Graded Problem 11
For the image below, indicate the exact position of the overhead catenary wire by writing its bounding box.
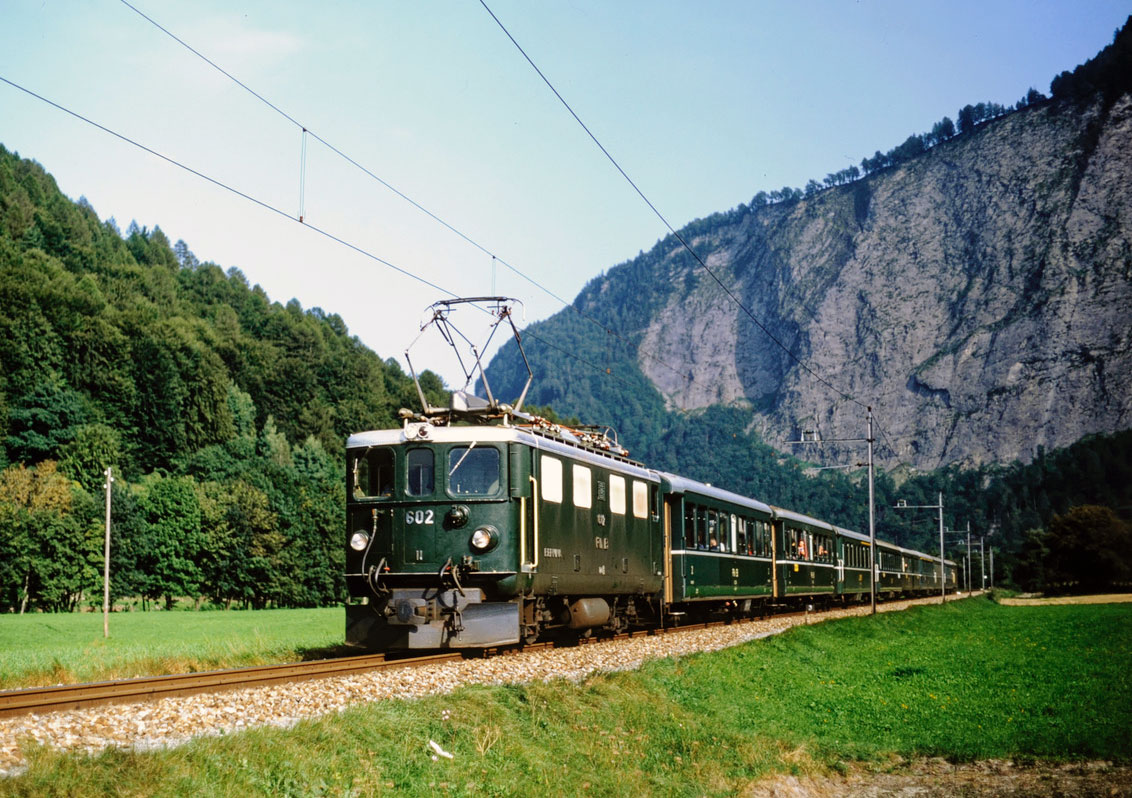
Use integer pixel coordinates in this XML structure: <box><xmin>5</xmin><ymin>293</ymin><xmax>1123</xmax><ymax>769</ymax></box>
<box><xmin>115</xmin><ymin>0</ymin><xmax>691</xmax><ymax>386</ymax></box>
<box><xmin>478</xmin><ymin>0</ymin><xmax>871</xmax><ymax>414</ymax></box>
<box><xmin>0</xmin><ymin>73</ymin><xmax>647</xmax><ymax>395</ymax></box>
<box><xmin>0</xmin><ymin>75</ymin><xmax>451</xmax><ymax>298</ymax></box>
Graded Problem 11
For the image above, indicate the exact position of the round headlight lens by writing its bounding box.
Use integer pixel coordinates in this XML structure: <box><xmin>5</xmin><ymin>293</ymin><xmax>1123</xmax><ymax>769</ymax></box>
<box><xmin>350</xmin><ymin>532</ymin><xmax>370</xmax><ymax>551</ymax></box>
<box><xmin>470</xmin><ymin>526</ymin><xmax>497</xmax><ymax>552</ymax></box>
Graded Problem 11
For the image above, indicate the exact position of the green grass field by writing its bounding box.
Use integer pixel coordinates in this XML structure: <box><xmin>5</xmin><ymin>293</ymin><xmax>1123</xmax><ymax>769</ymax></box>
<box><xmin>0</xmin><ymin>607</ymin><xmax>344</xmax><ymax>688</ymax></box>
<box><xmin>3</xmin><ymin>597</ymin><xmax>1129</xmax><ymax>797</ymax></box>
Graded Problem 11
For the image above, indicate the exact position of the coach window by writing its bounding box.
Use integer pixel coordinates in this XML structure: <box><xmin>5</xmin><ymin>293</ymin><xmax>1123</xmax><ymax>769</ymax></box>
<box><xmin>736</xmin><ymin>517</ymin><xmax>748</xmax><ymax>555</ymax></box>
<box><xmin>406</xmin><ymin>448</ymin><xmax>434</xmax><ymax>496</ymax></box>
<box><xmin>684</xmin><ymin>504</ymin><xmax>697</xmax><ymax>548</ymax></box>
<box><xmin>696</xmin><ymin>506</ymin><xmax>709</xmax><ymax>549</ymax></box>
<box><xmin>353</xmin><ymin>448</ymin><xmax>394</xmax><ymax>500</ymax></box>
<box><xmin>540</xmin><ymin>455</ymin><xmax>563</xmax><ymax>503</ymax></box>
<box><xmin>705</xmin><ymin>509</ymin><xmax>718</xmax><ymax>550</ymax></box>
<box><xmin>447</xmin><ymin>446</ymin><xmax>500</xmax><ymax>496</ymax></box>
<box><xmin>609</xmin><ymin>474</ymin><xmax>626</xmax><ymax>516</ymax></box>
<box><xmin>573</xmin><ymin>464</ymin><xmax>592</xmax><ymax>509</ymax></box>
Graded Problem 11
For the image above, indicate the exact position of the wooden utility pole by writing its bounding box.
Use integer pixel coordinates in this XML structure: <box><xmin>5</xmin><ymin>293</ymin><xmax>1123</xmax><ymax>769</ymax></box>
<box><xmin>103</xmin><ymin>466</ymin><xmax>113</xmax><ymax>638</ymax></box>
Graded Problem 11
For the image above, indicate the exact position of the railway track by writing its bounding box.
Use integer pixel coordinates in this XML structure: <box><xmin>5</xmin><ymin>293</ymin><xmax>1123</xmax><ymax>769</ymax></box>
<box><xmin>0</xmin><ymin>650</ymin><xmax>463</xmax><ymax>719</ymax></box>
<box><xmin>0</xmin><ymin>603</ymin><xmax>874</xmax><ymax>719</ymax></box>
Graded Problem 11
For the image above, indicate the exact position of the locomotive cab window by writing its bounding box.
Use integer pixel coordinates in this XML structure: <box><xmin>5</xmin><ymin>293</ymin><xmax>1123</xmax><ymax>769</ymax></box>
<box><xmin>447</xmin><ymin>446</ymin><xmax>500</xmax><ymax>496</ymax></box>
<box><xmin>352</xmin><ymin>447</ymin><xmax>394</xmax><ymax>500</ymax></box>
<box><xmin>407</xmin><ymin>448</ymin><xmax>435</xmax><ymax>496</ymax></box>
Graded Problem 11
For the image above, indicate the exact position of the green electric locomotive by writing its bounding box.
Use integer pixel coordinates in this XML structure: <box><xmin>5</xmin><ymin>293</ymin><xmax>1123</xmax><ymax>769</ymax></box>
<box><xmin>345</xmin><ymin>417</ymin><xmax>663</xmax><ymax>649</ymax></box>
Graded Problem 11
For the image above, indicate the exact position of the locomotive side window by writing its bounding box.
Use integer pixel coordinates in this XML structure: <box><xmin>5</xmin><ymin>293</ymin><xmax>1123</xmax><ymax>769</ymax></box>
<box><xmin>572</xmin><ymin>464</ymin><xmax>592</xmax><ymax>509</ymax></box>
<box><xmin>447</xmin><ymin>447</ymin><xmax>500</xmax><ymax>496</ymax></box>
<box><xmin>407</xmin><ymin>448</ymin><xmax>435</xmax><ymax>496</ymax></box>
<box><xmin>352</xmin><ymin>448</ymin><xmax>394</xmax><ymax>499</ymax></box>
<box><xmin>609</xmin><ymin>474</ymin><xmax>626</xmax><ymax>515</ymax></box>
<box><xmin>632</xmin><ymin>480</ymin><xmax>649</xmax><ymax>519</ymax></box>
<box><xmin>540</xmin><ymin>455</ymin><xmax>562</xmax><ymax>503</ymax></box>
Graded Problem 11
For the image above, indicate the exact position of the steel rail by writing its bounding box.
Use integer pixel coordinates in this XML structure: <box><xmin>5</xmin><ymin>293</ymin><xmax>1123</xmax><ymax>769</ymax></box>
<box><xmin>0</xmin><ymin>651</ymin><xmax>461</xmax><ymax>719</ymax></box>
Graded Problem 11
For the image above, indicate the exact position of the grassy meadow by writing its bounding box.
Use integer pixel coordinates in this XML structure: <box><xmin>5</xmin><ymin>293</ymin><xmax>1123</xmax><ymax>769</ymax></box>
<box><xmin>0</xmin><ymin>607</ymin><xmax>345</xmax><ymax>688</ymax></box>
<box><xmin>2</xmin><ymin>597</ymin><xmax>1130</xmax><ymax>797</ymax></box>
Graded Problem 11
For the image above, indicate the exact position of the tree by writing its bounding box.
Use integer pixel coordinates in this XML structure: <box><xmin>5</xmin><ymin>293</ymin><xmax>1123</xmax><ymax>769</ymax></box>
<box><xmin>1012</xmin><ymin>527</ymin><xmax>1051</xmax><ymax>592</ymax></box>
<box><xmin>0</xmin><ymin>461</ymin><xmax>98</xmax><ymax>612</ymax></box>
<box><xmin>931</xmin><ymin>116</ymin><xmax>955</xmax><ymax>143</ymax></box>
<box><xmin>195</xmin><ymin>479</ymin><xmax>281</xmax><ymax>609</ymax></box>
<box><xmin>957</xmin><ymin>104</ymin><xmax>977</xmax><ymax>134</ymax></box>
<box><xmin>58</xmin><ymin>423</ymin><xmax>122</xmax><ymax>493</ymax></box>
<box><xmin>4</xmin><ymin>381</ymin><xmax>89</xmax><ymax>464</ymax></box>
<box><xmin>1045</xmin><ymin>505</ymin><xmax>1132</xmax><ymax>593</ymax></box>
<box><xmin>134</xmin><ymin>474</ymin><xmax>203</xmax><ymax>610</ymax></box>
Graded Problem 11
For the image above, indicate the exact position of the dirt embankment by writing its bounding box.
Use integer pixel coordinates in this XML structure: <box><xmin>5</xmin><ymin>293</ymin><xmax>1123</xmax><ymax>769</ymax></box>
<box><xmin>998</xmin><ymin>593</ymin><xmax>1132</xmax><ymax>606</ymax></box>
<box><xmin>749</xmin><ymin>759</ymin><xmax>1132</xmax><ymax>797</ymax></box>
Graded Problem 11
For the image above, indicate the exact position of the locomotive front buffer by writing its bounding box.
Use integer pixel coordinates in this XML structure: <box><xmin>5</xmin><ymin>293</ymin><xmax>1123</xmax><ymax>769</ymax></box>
<box><xmin>349</xmin><ymin>582</ymin><xmax>522</xmax><ymax>650</ymax></box>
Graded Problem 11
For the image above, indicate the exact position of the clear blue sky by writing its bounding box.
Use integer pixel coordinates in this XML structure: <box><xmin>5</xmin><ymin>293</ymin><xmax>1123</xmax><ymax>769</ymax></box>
<box><xmin>1</xmin><ymin>1</ymin><xmax>1127</xmax><ymax>386</ymax></box>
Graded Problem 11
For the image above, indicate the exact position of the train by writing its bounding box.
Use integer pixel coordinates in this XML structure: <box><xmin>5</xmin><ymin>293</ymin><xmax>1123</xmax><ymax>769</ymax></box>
<box><xmin>344</xmin><ymin>298</ymin><xmax>957</xmax><ymax>651</ymax></box>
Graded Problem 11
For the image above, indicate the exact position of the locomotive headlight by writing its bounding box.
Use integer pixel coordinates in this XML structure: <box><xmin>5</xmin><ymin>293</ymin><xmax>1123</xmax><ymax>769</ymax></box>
<box><xmin>349</xmin><ymin>531</ymin><xmax>370</xmax><ymax>551</ymax></box>
<box><xmin>469</xmin><ymin>525</ymin><xmax>499</xmax><ymax>553</ymax></box>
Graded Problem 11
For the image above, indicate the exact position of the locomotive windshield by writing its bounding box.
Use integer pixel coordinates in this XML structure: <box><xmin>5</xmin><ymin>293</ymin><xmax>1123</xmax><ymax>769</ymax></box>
<box><xmin>352</xmin><ymin>447</ymin><xmax>393</xmax><ymax>499</ymax></box>
<box><xmin>407</xmin><ymin>448</ymin><xmax>435</xmax><ymax>496</ymax></box>
<box><xmin>447</xmin><ymin>446</ymin><xmax>500</xmax><ymax>496</ymax></box>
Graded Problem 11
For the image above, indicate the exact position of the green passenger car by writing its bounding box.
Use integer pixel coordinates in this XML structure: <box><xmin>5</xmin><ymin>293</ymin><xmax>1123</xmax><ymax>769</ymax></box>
<box><xmin>661</xmin><ymin>474</ymin><xmax>775</xmax><ymax>611</ymax></box>
<box><xmin>835</xmin><ymin>526</ymin><xmax>874</xmax><ymax>598</ymax></box>
<box><xmin>772</xmin><ymin>506</ymin><xmax>837</xmax><ymax>599</ymax></box>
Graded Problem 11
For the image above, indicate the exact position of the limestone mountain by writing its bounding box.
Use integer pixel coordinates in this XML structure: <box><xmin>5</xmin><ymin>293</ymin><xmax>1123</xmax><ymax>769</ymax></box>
<box><xmin>486</xmin><ymin>25</ymin><xmax>1132</xmax><ymax>473</ymax></box>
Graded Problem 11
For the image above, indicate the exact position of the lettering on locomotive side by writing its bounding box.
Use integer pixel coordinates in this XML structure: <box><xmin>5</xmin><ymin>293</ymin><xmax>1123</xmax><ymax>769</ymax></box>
<box><xmin>594</xmin><ymin>536</ymin><xmax>610</xmax><ymax>550</ymax></box>
<box><xmin>542</xmin><ymin>547</ymin><xmax>563</xmax><ymax>559</ymax></box>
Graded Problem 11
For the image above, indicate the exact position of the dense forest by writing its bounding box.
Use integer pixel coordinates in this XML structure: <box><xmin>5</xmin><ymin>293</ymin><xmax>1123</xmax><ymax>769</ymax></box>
<box><xmin>0</xmin><ymin>144</ymin><xmax>447</xmax><ymax>612</ymax></box>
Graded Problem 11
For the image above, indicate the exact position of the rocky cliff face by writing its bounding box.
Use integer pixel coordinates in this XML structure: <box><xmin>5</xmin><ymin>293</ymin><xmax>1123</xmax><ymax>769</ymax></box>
<box><xmin>491</xmin><ymin>93</ymin><xmax>1132</xmax><ymax>470</ymax></box>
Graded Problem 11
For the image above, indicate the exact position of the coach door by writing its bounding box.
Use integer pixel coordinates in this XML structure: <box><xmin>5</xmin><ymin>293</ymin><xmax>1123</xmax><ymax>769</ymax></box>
<box><xmin>663</xmin><ymin>495</ymin><xmax>678</xmax><ymax>603</ymax></box>
<box><xmin>836</xmin><ymin>543</ymin><xmax>846</xmax><ymax>593</ymax></box>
